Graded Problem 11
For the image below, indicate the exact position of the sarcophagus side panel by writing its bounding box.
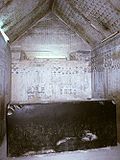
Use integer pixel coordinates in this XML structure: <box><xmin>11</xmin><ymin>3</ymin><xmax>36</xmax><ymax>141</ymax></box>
<box><xmin>7</xmin><ymin>100</ymin><xmax>117</xmax><ymax>157</ymax></box>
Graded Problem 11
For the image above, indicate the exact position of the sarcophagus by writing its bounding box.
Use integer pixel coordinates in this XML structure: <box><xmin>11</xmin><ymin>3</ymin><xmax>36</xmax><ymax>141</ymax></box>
<box><xmin>7</xmin><ymin>100</ymin><xmax>117</xmax><ymax>157</ymax></box>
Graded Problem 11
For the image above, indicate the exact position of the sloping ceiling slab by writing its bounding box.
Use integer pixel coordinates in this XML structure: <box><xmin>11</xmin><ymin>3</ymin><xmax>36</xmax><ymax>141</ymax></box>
<box><xmin>69</xmin><ymin>0</ymin><xmax>120</xmax><ymax>36</ymax></box>
<box><xmin>109</xmin><ymin>0</ymin><xmax>120</xmax><ymax>12</ymax></box>
<box><xmin>11</xmin><ymin>12</ymin><xmax>91</xmax><ymax>60</ymax></box>
<box><xmin>53</xmin><ymin>0</ymin><xmax>106</xmax><ymax>46</ymax></box>
<box><xmin>0</xmin><ymin>0</ymin><xmax>4</xmax><ymax>10</ymax></box>
<box><xmin>0</xmin><ymin>0</ymin><xmax>54</xmax><ymax>42</ymax></box>
<box><xmin>0</xmin><ymin>0</ymin><xmax>119</xmax><ymax>46</ymax></box>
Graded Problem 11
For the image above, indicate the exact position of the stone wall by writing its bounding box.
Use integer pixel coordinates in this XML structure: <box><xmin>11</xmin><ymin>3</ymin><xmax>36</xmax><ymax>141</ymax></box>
<box><xmin>11</xmin><ymin>12</ymin><xmax>91</xmax><ymax>103</ymax></box>
<box><xmin>91</xmin><ymin>33</ymin><xmax>120</xmax><ymax>142</ymax></box>
<box><xmin>11</xmin><ymin>56</ymin><xmax>91</xmax><ymax>103</ymax></box>
<box><xmin>0</xmin><ymin>32</ymin><xmax>11</xmax><ymax>158</ymax></box>
<box><xmin>11</xmin><ymin>12</ymin><xmax>91</xmax><ymax>60</ymax></box>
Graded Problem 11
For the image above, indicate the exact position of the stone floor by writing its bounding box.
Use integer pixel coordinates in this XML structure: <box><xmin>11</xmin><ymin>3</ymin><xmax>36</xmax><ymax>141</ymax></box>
<box><xmin>7</xmin><ymin>145</ymin><xmax>120</xmax><ymax>160</ymax></box>
<box><xmin>1</xmin><ymin>136</ymin><xmax>120</xmax><ymax>160</ymax></box>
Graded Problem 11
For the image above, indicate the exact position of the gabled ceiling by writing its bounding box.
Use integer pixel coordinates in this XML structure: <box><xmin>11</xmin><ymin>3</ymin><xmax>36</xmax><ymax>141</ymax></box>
<box><xmin>11</xmin><ymin>12</ymin><xmax>91</xmax><ymax>60</ymax></box>
<box><xmin>0</xmin><ymin>0</ymin><xmax>119</xmax><ymax>46</ymax></box>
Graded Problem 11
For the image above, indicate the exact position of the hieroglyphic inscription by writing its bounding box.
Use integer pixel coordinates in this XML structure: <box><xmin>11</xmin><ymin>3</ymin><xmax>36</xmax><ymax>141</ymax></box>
<box><xmin>11</xmin><ymin>60</ymin><xmax>91</xmax><ymax>102</ymax></box>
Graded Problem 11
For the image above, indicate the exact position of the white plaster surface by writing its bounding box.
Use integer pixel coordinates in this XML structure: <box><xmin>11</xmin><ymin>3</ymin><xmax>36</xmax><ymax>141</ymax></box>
<box><xmin>11</xmin><ymin>12</ymin><xmax>91</xmax><ymax>60</ymax></box>
<box><xmin>11</xmin><ymin>59</ymin><xmax>91</xmax><ymax>103</ymax></box>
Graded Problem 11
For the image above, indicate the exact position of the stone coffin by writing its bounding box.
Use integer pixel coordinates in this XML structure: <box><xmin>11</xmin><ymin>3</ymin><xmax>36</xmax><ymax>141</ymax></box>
<box><xmin>7</xmin><ymin>100</ymin><xmax>117</xmax><ymax>157</ymax></box>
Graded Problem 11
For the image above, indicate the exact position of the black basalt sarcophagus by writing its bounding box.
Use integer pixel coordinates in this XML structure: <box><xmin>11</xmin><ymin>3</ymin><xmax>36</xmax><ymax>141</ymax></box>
<box><xmin>7</xmin><ymin>100</ymin><xmax>117</xmax><ymax>157</ymax></box>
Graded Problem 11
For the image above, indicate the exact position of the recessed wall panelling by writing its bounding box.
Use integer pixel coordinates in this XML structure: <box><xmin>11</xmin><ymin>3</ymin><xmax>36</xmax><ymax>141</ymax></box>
<box><xmin>91</xmin><ymin>34</ymin><xmax>120</xmax><ymax>142</ymax></box>
<box><xmin>11</xmin><ymin>12</ymin><xmax>91</xmax><ymax>103</ymax></box>
<box><xmin>11</xmin><ymin>59</ymin><xmax>91</xmax><ymax>103</ymax></box>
